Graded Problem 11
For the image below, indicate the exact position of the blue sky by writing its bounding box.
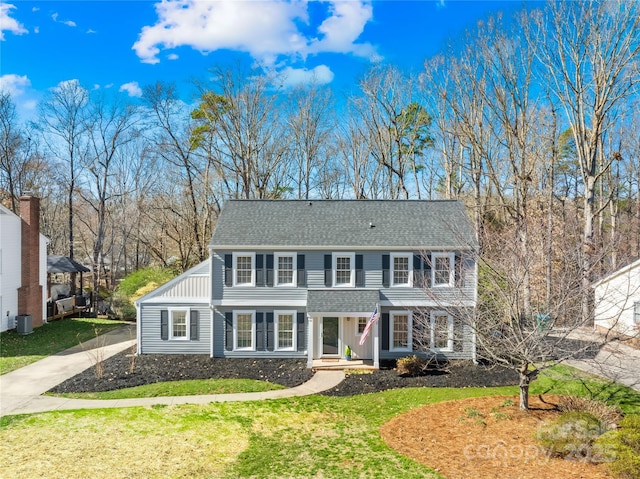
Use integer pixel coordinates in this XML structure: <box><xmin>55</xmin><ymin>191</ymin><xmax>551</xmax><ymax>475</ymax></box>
<box><xmin>1</xmin><ymin>1</ymin><xmax>529</xmax><ymax>121</ymax></box>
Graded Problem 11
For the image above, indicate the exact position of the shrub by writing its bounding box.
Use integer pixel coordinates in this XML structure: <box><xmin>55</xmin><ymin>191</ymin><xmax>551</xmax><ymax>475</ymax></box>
<box><xmin>396</xmin><ymin>355</ymin><xmax>427</xmax><ymax>376</ymax></box>
<box><xmin>111</xmin><ymin>267</ymin><xmax>176</xmax><ymax>320</ymax></box>
<box><xmin>537</xmin><ymin>411</ymin><xmax>610</xmax><ymax>462</ymax></box>
<box><xmin>597</xmin><ymin>415</ymin><xmax>640</xmax><ymax>478</ymax></box>
<box><xmin>558</xmin><ymin>396</ymin><xmax>622</xmax><ymax>429</ymax></box>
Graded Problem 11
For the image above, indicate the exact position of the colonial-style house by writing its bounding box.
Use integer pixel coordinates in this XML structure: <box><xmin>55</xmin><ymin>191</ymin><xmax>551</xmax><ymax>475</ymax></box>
<box><xmin>593</xmin><ymin>258</ymin><xmax>640</xmax><ymax>340</ymax></box>
<box><xmin>136</xmin><ymin>200</ymin><xmax>478</xmax><ymax>367</ymax></box>
<box><xmin>0</xmin><ymin>195</ymin><xmax>48</xmax><ymax>332</ymax></box>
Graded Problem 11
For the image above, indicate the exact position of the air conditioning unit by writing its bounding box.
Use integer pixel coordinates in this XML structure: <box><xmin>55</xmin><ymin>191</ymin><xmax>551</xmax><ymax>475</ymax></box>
<box><xmin>16</xmin><ymin>315</ymin><xmax>33</xmax><ymax>335</ymax></box>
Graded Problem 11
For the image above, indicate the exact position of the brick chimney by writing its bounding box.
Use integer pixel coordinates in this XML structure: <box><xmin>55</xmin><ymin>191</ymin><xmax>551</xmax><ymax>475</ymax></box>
<box><xmin>17</xmin><ymin>194</ymin><xmax>43</xmax><ymax>327</ymax></box>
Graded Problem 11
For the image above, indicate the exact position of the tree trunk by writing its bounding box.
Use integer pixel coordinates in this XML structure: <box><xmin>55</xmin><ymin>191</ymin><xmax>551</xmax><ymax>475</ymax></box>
<box><xmin>518</xmin><ymin>367</ymin><xmax>531</xmax><ymax>411</ymax></box>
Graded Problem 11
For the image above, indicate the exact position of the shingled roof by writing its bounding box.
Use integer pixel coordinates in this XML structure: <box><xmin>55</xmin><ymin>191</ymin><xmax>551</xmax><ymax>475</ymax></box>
<box><xmin>209</xmin><ymin>200</ymin><xmax>477</xmax><ymax>250</ymax></box>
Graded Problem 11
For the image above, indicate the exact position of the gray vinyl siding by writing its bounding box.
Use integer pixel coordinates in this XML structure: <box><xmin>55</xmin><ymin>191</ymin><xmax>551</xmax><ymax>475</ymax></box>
<box><xmin>378</xmin><ymin>306</ymin><xmax>475</xmax><ymax>361</ymax></box>
<box><xmin>139</xmin><ymin>303</ymin><xmax>211</xmax><ymax>354</ymax></box>
<box><xmin>212</xmin><ymin>307</ymin><xmax>307</xmax><ymax>359</ymax></box>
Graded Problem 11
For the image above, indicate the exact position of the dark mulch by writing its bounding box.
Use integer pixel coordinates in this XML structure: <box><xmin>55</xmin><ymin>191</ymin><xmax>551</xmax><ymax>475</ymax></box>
<box><xmin>49</xmin><ymin>351</ymin><xmax>519</xmax><ymax>396</ymax></box>
<box><xmin>321</xmin><ymin>360</ymin><xmax>519</xmax><ymax>396</ymax></box>
<box><xmin>50</xmin><ymin>354</ymin><xmax>314</xmax><ymax>394</ymax></box>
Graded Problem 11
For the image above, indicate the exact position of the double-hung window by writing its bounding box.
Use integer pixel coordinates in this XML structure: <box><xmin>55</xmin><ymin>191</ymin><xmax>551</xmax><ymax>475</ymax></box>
<box><xmin>357</xmin><ymin>317</ymin><xmax>368</xmax><ymax>335</ymax></box>
<box><xmin>169</xmin><ymin>308</ymin><xmax>190</xmax><ymax>340</ymax></box>
<box><xmin>275</xmin><ymin>310</ymin><xmax>296</xmax><ymax>350</ymax></box>
<box><xmin>275</xmin><ymin>253</ymin><xmax>296</xmax><ymax>286</ymax></box>
<box><xmin>391</xmin><ymin>253</ymin><xmax>412</xmax><ymax>287</ymax></box>
<box><xmin>334</xmin><ymin>253</ymin><xmax>355</xmax><ymax>287</ymax></box>
<box><xmin>234</xmin><ymin>253</ymin><xmax>255</xmax><ymax>286</ymax></box>
<box><xmin>634</xmin><ymin>302</ymin><xmax>640</xmax><ymax>325</ymax></box>
<box><xmin>431</xmin><ymin>311</ymin><xmax>454</xmax><ymax>352</ymax></box>
<box><xmin>390</xmin><ymin>311</ymin><xmax>412</xmax><ymax>351</ymax></box>
<box><xmin>234</xmin><ymin>310</ymin><xmax>255</xmax><ymax>350</ymax></box>
<box><xmin>432</xmin><ymin>252</ymin><xmax>454</xmax><ymax>287</ymax></box>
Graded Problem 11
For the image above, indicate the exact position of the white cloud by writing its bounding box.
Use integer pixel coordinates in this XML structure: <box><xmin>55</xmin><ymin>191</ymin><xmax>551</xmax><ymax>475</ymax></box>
<box><xmin>167</xmin><ymin>53</ymin><xmax>179</xmax><ymax>61</ymax></box>
<box><xmin>34</xmin><ymin>26</ymin><xmax>39</xmax><ymax>34</ymax></box>
<box><xmin>86</xmin><ymin>29</ymin><xmax>97</xmax><ymax>34</ymax></box>
<box><xmin>277</xmin><ymin>65</ymin><xmax>334</xmax><ymax>88</ymax></box>
<box><xmin>133</xmin><ymin>0</ymin><xmax>377</xmax><ymax>68</ymax></box>
<box><xmin>51</xmin><ymin>12</ymin><xmax>77</xmax><ymax>27</ymax></box>
<box><xmin>1</xmin><ymin>3</ymin><xmax>28</xmax><ymax>41</ymax></box>
<box><xmin>0</xmin><ymin>74</ymin><xmax>31</xmax><ymax>97</ymax></box>
<box><xmin>119</xmin><ymin>81</ymin><xmax>143</xmax><ymax>98</ymax></box>
<box><xmin>307</xmin><ymin>1</ymin><xmax>376</xmax><ymax>59</ymax></box>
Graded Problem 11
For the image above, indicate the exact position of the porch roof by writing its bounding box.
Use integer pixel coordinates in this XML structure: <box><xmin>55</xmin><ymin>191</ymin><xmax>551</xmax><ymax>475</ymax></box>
<box><xmin>307</xmin><ymin>289</ymin><xmax>380</xmax><ymax>314</ymax></box>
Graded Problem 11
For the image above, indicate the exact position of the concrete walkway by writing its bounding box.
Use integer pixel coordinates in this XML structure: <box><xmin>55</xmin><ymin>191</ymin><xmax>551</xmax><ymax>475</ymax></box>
<box><xmin>0</xmin><ymin>325</ymin><xmax>345</xmax><ymax>417</ymax></box>
<box><xmin>564</xmin><ymin>328</ymin><xmax>640</xmax><ymax>393</ymax></box>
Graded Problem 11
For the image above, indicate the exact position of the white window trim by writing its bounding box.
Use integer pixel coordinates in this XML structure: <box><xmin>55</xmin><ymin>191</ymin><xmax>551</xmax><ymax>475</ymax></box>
<box><xmin>634</xmin><ymin>302</ymin><xmax>640</xmax><ymax>325</ymax></box>
<box><xmin>233</xmin><ymin>252</ymin><xmax>255</xmax><ymax>287</ymax></box>
<box><xmin>169</xmin><ymin>307</ymin><xmax>190</xmax><ymax>341</ymax></box>
<box><xmin>355</xmin><ymin>316</ymin><xmax>368</xmax><ymax>336</ymax></box>
<box><xmin>391</xmin><ymin>252</ymin><xmax>413</xmax><ymax>287</ymax></box>
<box><xmin>390</xmin><ymin>310</ymin><xmax>412</xmax><ymax>352</ymax></box>
<box><xmin>275</xmin><ymin>309</ymin><xmax>297</xmax><ymax>351</ymax></box>
<box><xmin>430</xmin><ymin>311</ymin><xmax>454</xmax><ymax>352</ymax></box>
<box><xmin>275</xmin><ymin>253</ymin><xmax>297</xmax><ymax>287</ymax></box>
<box><xmin>333</xmin><ymin>252</ymin><xmax>355</xmax><ymax>287</ymax></box>
<box><xmin>233</xmin><ymin>310</ymin><xmax>256</xmax><ymax>351</ymax></box>
<box><xmin>431</xmin><ymin>252</ymin><xmax>455</xmax><ymax>288</ymax></box>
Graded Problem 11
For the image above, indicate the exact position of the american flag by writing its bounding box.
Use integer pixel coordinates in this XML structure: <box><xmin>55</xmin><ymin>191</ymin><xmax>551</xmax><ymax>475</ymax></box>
<box><xmin>359</xmin><ymin>305</ymin><xmax>380</xmax><ymax>346</ymax></box>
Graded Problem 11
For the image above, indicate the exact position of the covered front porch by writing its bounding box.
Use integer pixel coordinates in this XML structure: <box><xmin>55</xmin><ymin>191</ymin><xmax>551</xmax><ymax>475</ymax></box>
<box><xmin>306</xmin><ymin>289</ymin><xmax>380</xmax><ymax>369</ymax></box>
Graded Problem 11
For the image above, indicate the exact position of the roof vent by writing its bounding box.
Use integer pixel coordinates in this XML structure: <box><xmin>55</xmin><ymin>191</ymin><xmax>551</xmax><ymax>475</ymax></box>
<box><xmin>369</xmin><ymin>222</ymin><xmax>375</xmax><ymax>228</ymax></box>
<box><xmin>308</xmin><ymin>201</ymin><xmax>312</xmax><ymax>206</ymax></box>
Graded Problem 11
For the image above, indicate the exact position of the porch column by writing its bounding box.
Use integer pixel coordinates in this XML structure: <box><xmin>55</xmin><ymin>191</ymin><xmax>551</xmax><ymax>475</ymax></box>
<box><xmin>373</xmin><ymin>312</ymin><xmax>380</xmax><ymax>368</ymax></box>
<box><xmin>307</xmin><ymin>314</ymin><xmax>314</xmax><ymax>368</ymax></box>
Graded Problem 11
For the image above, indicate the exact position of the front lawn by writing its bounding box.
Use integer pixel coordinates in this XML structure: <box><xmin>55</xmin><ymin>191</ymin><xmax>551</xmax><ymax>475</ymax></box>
<box><xmin>2</xmin><ymin>374</ymin><xmax>638</xmax><ymax>479</ymax></box>
<box><xmin>0</xmin><ymin>318</ymin><xmax>127</xmax><ymax>375</ymax></box>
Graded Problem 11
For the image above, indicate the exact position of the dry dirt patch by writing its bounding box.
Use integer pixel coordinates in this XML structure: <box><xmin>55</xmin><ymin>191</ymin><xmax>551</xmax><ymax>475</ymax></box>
<box><xmin>381</xmin><ymin>395</ymin><xmax>612</xmax><ymax>479</ymax></box>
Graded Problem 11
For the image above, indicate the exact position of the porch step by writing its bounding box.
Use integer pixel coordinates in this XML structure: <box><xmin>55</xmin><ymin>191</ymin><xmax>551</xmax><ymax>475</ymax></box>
<box><xmin>312</xmin><ymin>359</ymin><xmax>378</xmax><ymax>371</ymax></box>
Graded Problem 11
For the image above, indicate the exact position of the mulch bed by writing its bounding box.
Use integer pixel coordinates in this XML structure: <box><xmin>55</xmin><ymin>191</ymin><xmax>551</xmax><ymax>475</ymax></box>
<box><xmin>49</xmin><ymin>351</ymin><xmax>519</xmax><ymax>395</ymax></box>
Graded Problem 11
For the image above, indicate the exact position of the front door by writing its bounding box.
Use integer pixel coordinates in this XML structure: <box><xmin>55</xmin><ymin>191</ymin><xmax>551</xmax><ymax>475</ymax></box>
<box><xmin>322</xmin><ymin>317</ymin><xmax>339</xmax><ymax>355</ymax></box>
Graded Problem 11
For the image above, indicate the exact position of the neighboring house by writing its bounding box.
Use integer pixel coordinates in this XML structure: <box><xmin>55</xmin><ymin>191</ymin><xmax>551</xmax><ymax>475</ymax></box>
<box><xmin>594</xmin><ymin>258</ymin><xmax>640</xmax><ymax>339</ymax></box>
<box><xmin>137</xmin><ymin>200</ymin><xmax>478</xmax><ymax>367</ymax></box>
<box><xmin>0</xmin><ymin>196</ymin><xmax>49</xmax><ymax>332</ymax></box>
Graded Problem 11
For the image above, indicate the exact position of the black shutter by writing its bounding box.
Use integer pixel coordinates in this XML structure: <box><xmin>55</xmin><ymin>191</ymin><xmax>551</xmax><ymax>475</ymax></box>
<box><xmin>225</xmin><ymin>312</ymin><xmax>233</xmax><ymax>351</ymax></box>
<box><xmin>324</xmin><ymin>254</ymin><xmax>332</xmax><ymax>287</ymax></box>
<box><xmin>423</xmin><ymin>256</ymin><xmax>432</xmax><ymax>288</ymax></box>
<box><xmin>297</xmin><ymin>254</ymin><xmax>306</xmax><ymax>286</ymax></box>
<box><xmin>190</xmin><ymin>310</ymin><xmax>199</xmax><ymax>340</ymax></box>
<box><xmin>381</xmin><ymin>313</ymin><xmax>390</xmax><ymax>351</ymax></box>
<box><xmin>413</xmin><ymin>254</ymin><xmax>423</xmax><ymax>288</ymax></box>
<box><xmin>455</xmin><ymin>253</ymin><xmax>463</xmax><ymax>287</ymax></box>
<box><xmin>355</xmin><ymin>254</ymin><xmax>364</xmax><ymax>287</ymax></box>
<box><xmin>266</xmin><ymin>312</ymin><xmax>274</xmax><ymax>351</ymax></box>
<box><xmin>382</xmin><ymin>254</ymin><xmax>390</xmax><ymax>287</ymax></box>
<box><xmin>160</xmin><ymin>310</ymin><xmax>169</xmax><ymax>340</ymax></box>
<box><xmin>224</xmin><ymin>254</ymin><xmax>233</xmax><ymax>287</ymax></box>
<box><xmin>297</xmin><ymin>312</ymin><xmax>306</xmax><ymax>351</ymax></box>
<box><xmin>256</xmin><ymin>312</ymin><xmax>265</xmax><ymax>350</ymax></box>
<box><xmin>266</xmin><ymin>254</ymin><xmax>274</xmax><ymax>287</ymax></box>
<box><xmin>256</xmin><ymin>254</ymin><xmax>265</xmax><ymax>286</ymax></box>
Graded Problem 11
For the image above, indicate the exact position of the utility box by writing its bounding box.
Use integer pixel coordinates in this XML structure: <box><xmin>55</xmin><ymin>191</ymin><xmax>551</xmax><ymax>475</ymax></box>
<box><xmin>16</xmin><ymin>314</ymin><xmax>33</xmax><ymax>335</ymax></box>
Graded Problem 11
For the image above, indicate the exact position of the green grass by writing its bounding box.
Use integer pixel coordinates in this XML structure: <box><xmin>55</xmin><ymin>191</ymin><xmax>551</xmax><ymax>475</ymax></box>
<box><xmin>50</xmin><ymin>378</ymin><xmax>286</xmax><ymax>399</ymax></box>
<box><xmin>532</xmin><ymin>364</ymin><xmax>640</xmax><ymax>413</ymax></box>
<box><xmin>0</xmin><ymin>318</ymin><xmax>127</xmax><ymax>375</ymax></box>
<box><xmin>2</xmin><ymin>368</ymin><xmax>638</xmax><ymax>479</ymax></box>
